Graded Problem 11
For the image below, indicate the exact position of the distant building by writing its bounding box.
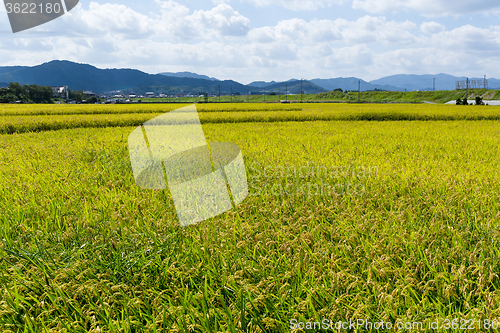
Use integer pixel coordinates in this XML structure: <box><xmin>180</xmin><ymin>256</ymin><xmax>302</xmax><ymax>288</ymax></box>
<box><xmin>145</xmin><ymin>92</ymin><xmax>155</xmax><ymax>97</ymax></box>
<box><xmin>51</xmin><ymin>86</ymin><xmax>69</xmax><ymax>99</ymax></box>
<box><xmin>83</xmin><ymin>90</ymin><xmax>97</xmax><ymax>97</ymax></box>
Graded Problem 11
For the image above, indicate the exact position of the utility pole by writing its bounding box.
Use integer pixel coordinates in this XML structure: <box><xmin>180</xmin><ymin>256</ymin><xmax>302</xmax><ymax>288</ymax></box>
<box><xmin>358</xmin><ymin>80</ymin><xmax>360</xmax><ymax>103</ymax></box>
<box><xmin>218</xmin><ymin>84</ymin><xmax>220</xmax><ymax>103</ymax></box>
<box><xmin>433</xmin><ymin>78</ymin><xmax>435</xmax><ymax>92</ymax></box>
<box><xmin>285</xmin><ymin>84</ymin><xmax>288</xmax><ymax>102</ymax></box>
<box><xmin>466</xmin><ymin>77</ymin><xmax>469</xmax><ymax>103</ymax></box>
<box><xmin>301</xmin><ymin>79</ymin><xmax>303</xmax><ymax>103</ymax></box>
<box><xmin>247</xmin><ymin>89</ymin><xmax>249</xmax><ymax>103</ymax></box>
<box><xmin>279</xmin><ymin>87</ymin><xmax>281</xmax><ymax>102</ymax></box>
<box><xmin>231</xmin><ymin>85</ymin><xmax>233</xmax><ymax>103</ymax></box>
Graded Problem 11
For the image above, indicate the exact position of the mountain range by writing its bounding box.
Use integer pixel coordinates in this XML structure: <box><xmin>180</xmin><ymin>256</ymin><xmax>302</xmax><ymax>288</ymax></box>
<box><xmin>310</xmin><ymin>78</ymin><xmax>402</xmax><ymax>92</ymax></box>
<box><xmin>247</xmin><ymin>75</ymin><xmax>500</xmax><ymax>91</ymax></box>
<box><xmin>246</xmin><ymin>80</ymin><xmax>326</xmax><ymax>94</ymax></box>
<box><xmin>160</xmin><ymin>71</ymin><xmax>219</xmax><ymax>81</ymax></box>
<box><xmin>0</xmin><ymin>61</ymin><xmax>250</xmax><ymax>95</ymax></box>
<box><xmin>0</xmin><ymin>60</ymin><xmax>499</xmax><ymax>94</ymax></box>
<box><xmin>248</xmin><ymin>80</ymin><xmax>278</xmax><ymax>88</ymax></box>
<box><xmin>370</xmin><ymin>73</ymin><xmax>500</xmax><ymax>91</ymax></box>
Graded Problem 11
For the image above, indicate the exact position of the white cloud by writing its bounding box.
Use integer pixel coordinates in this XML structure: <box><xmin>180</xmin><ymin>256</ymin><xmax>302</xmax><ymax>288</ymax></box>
<box><xmin>223</xmin><ymin>0</ymin><xmax>348</xmax><ymax>11</ymax></box>
<box><xmin>157</xmin><ymin>0</ymin><xmax>190</xmax><ymax>16</ymax></box>
<box><xmin>352</xmin><ymin>0</ymin><xmax>500</xmax><ymax>16</ymax></box>
<box><xmin>57</xmin><ymin>1</ymin><xmax>250</xmax><ymax>40</ymax></box>
<box><xmin>421</xmin><ymin>22</ymin><xmax>445</xmax><ymax>34</ymax></box>
<box><xmin>155</xmin><ymin>2</ymin><xmax>250</xmax><ymax>39</ymax></box>
<box><xmin>3</xmin><ymin>0</ymin><xmax>500</xmax><ymax>84</ymax></box>
<box><xmin>428</xmin><ymin>25</ymin><xmax>500</xmax><ymax>52</ymax></box>
<box><xmin>69</xmin><ymin>2</ymin><xmax>155</xmax><ymax>37</ymax></box>
<box><xmin>191</xmin><ymin>4</ymin><xmax>250</xmax><ymax>36</ymax></box>
<box><xmin>305</xmin><ymin>44</ymin><xmax>374</xmax><ymax>70</ymax></box>
<box><xmin>249</xmin><ymin>16</ymin><xmax>417</xmax><ymax>45</ymax></box>
<box><xmin>370</xmin><ymin>47</ymin><xmax>469</xmax><ymax>77</ymax></box>
<box><xmin>0</xmin><ymin>15</ymin><xmax>11</xmax><ymax>33</ymax></box>
<box><xmin>212</xmin><ymin>0</ymin><xmax>500</xmax><ymax>15</ymax></box>
<box><xmin>366</xmin><ymin>24</ymin><xmax>500</xmax><ymax>77</ymax></box>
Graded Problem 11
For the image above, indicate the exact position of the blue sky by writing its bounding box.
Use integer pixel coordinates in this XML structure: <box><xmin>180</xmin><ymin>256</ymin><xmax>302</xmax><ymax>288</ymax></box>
<box><xmin>1</xmin><ymin>0</ymin><xmax>500</xmax><ymax>83</ymax></box>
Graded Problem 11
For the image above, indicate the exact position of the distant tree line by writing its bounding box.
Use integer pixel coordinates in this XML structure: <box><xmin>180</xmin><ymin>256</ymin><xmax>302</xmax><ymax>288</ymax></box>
<box><xmin>0</xmin><ymin>82</ymin><xmax>53</xmax><ymax>103</ymax></box>
<box><xmin>68</xmin><ymin>89</ymin><xmax>85</xmax><ymax>102</ymax></box>
<box><xmin>68</xmin><ymin>90</ymin><xmax>99</xmax><ymax>103</ymax></box>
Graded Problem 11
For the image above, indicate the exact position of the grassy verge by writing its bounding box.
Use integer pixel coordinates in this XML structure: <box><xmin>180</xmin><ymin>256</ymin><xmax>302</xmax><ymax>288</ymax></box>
<box><xmin>124</xmin><ymin>89</ymin><xmax>500</xmax><ymax>104</ymax></box>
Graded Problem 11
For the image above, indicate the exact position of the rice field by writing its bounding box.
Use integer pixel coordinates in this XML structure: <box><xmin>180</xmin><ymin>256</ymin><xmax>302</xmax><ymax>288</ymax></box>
<box><xmin>1</xmin><ymin>103</ymin><xmax>500</xmax><ymax>332</ymax></box>
<box><xmin>3</xmin><ymin>103</ymin><xmax>500</xmax><ymax>135</ymax></box>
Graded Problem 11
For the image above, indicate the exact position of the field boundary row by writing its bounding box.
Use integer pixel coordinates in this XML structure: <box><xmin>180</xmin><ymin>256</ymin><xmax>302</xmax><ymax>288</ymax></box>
<box><xmin>3</xmin><ymin>115</ymin><xmax>500</xmax><ymax>135</ymax></box>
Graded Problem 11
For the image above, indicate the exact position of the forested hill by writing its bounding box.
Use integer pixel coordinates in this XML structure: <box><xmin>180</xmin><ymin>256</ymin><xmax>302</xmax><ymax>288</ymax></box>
<box><xmin>0</xmin><ymin>61</ymin><xmax>249</xmax><ymax>94</ymax></box>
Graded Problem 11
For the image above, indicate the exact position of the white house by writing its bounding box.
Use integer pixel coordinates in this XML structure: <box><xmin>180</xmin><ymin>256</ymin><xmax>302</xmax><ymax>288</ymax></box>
<box><xmin>51</xmin><ymin>86</ymin><xmax>69</xmax><ymax>99</ymax></box>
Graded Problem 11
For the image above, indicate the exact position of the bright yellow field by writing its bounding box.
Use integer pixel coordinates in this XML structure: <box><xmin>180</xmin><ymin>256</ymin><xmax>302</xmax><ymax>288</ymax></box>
<box><xmin>1</xmin><ymin>103</ymin><xmax>500</xmax><ymax>135</ymax></box>
<box><xmin>2</xmin><ymin>103</ymin><xmax>500</xmax><ymax>331</ymax></box>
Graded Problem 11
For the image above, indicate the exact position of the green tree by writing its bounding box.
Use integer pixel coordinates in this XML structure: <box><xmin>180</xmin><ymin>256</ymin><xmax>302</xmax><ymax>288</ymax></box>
<box><xmin>8</xmin><ymin>82</ymin><xmax>25</xmax><ymax>99</ymax></box>
<box><xmin>86</xmin><ymin>96</ymin><xmax>98</xmax><ymax>104</ymax></box>
<box><xmin>25</xmin><ymin>84</ymin><xmax>53</xmax><ymax>103</ymax></box>
<box><xmin>0</xmin><ymin>83</ymin><xmax>54</xmax><ymax>103</ymax></box>
<box><xmin>69</xmin><ymin>90</ymin><xmax>85</xmax><ymax>102</ymax></box>
<box><xmin>0</xmin><ymin>88</ymin><xmax>17</xmax><ymax>103</ymax></box>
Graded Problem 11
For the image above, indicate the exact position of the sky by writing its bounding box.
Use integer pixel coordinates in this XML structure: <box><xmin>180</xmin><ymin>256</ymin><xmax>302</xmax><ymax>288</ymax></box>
<box><xmin>1</xmin><ymin>0</ymin><xmax>500</xmax><ymax>83</ymax></box>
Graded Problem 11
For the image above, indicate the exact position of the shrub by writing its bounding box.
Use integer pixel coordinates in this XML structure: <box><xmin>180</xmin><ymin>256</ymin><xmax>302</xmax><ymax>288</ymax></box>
<box><xmin>87</xmin><ymin>96</ymin><xmax>99</xmax><ymax>104</ymax></box>
<box><xmin>0</xmin><ymin>87</ymin><xmax>18</xmax><ymax>103</ymax></box>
